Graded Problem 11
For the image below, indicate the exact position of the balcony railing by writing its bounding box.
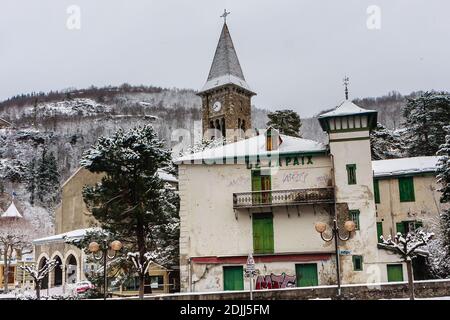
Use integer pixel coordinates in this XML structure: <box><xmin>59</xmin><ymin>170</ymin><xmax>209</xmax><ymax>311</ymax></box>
<box><xmin>233</xmin><ymin>187</ymin><xmax>335</xmax><ymax>209</ymax></box>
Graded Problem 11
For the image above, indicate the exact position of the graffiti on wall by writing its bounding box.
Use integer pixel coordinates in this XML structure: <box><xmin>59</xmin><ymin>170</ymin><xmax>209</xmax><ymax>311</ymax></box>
<box><xmin>255</xmin><ymin>273</ymin><xmax>296</xmax><ymax>290</ymax></box>
<box><xmin>282</xmin><ymin>172</ymin><xmax>309</xmax><ymax>184</ymax></box>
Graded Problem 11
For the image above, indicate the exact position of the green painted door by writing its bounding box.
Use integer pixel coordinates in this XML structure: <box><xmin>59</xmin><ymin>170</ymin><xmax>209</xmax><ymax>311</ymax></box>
<box><xmin>387</xmin><ymin>264</ymin><xmax>404</xmax><ymax>282</ymax></box>
<box><xmin>295</xmin><ymin>263</ymin><xmax>318</xmax><ymax>287</ymax></box>
<box><xmin>253</xmin><ymin>214</ymin><xmax>274</xmax><ymax>254</ymax></box>
<box><xmin>223</xmin><ymin>266</ymin><xmax>244</xmax><ymax>291</ymax></box>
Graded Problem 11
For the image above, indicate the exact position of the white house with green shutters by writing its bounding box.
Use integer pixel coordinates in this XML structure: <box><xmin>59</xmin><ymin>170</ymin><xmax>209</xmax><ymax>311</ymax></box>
<box><xmin>175</xmin><ymin>18</ymin><xmax>442</xmax><ymax>292</ymax></box>
<box><xmin>175</xmin><ymin>97</ymin><xmax>444</xmax><ymax>292</ymax></box>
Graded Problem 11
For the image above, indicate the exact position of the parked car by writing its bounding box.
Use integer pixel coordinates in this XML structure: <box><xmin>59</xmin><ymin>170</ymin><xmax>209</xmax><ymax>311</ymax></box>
<box><xmin>75</xmin><ymin>281</ymin><xmax>95</xmax><ymax>294</ymax></box>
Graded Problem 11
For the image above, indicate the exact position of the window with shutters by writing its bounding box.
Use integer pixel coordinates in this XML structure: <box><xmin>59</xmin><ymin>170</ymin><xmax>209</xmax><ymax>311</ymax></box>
<box><xmin>349</xmin><ymin>210</ymin><xmax>360</xmax><ymax>230</ymax></box>
<box><xmin>352</xmin><ymin>256</ymin><xmax>363</xmax><ymax>271</ymax></box>
<box><xmin>398</xmin><ymin>177</ymin><xmax>415</xmax><ymax>202</ymax></box>
<box><xmin>251</xmin><ymin>169</ymin><xmax>272</xmax><ymax>205</ymax></box>
<box><xmin>346</xmin><ymin>164</ymin><xmax>357</xmax><ymax>185</ymax></box>
<box><xmin>373</xmin><ymin>179</ymin><xmax>380</xmax><ymax>204</ymax></box>
<box><xmin>253</xmin><ymin>213</ymin><xmax>274</xmax><ymax>254</ymax></box>
<box><xmin>396</xmin><ymin>220</ymin><xmax>423</xmax><ymax>235</ymax></box>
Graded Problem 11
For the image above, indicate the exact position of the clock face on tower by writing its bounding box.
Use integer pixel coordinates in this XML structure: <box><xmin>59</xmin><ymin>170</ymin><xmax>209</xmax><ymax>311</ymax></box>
<box><xmin>212</xmin><ymin>101</ymin><xmax>222</xmax><ymax>113</ymax></box>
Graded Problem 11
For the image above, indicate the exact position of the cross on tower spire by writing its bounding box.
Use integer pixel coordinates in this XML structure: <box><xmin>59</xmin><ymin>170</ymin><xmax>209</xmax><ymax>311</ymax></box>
<box><xmin>220</xmin><ymin>9</ymin><xmax>231</xmax><ymax>24</ymax></box>
<box><xmin>343</xmin><ymin>76</ymin><xmax>350</xmax><ymax>100</ymax></box>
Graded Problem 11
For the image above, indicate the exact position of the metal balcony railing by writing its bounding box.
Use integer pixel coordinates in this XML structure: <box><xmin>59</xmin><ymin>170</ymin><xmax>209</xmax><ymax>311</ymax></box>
<box><xmin>233</xmin><ymin>187</ymin><xmax>335</xmax><ymax>209</ymax></box>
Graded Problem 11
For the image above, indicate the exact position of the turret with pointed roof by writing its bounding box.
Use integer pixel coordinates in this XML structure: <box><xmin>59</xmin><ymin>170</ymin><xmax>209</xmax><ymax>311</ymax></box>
<box><xmin>199</xmin><ymin>23</ymin><xmax>254</xmax><ymax>95</ymax></box>
<box><xmin>199</xmin><ymin>20</ymin><xmax>255</xmax><ymax>142</ymax></box>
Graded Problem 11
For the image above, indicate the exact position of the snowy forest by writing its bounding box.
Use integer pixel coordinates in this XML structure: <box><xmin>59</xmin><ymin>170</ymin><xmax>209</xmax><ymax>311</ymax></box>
<box><xmin>0</xmin><ymin>84</ymin><xmax>449</xmax><ymax>286</ymax></box>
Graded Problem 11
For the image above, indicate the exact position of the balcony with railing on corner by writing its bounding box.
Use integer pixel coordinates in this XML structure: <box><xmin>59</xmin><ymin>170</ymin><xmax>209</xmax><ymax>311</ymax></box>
<box><xmin>233</xmin><ymin>187</ymin><xmax>335</xmax><ymax>209</ymax></box>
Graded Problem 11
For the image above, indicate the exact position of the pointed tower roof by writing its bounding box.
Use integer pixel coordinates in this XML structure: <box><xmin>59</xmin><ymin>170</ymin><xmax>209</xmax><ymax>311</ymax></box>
<box><xmin>199</xmin><ymin>23</ymin><xmax>255</xmax><ymax>95</ymax></box>
<box><xmin>1</xmin><ymin>201</ymin><xmax>23</xmax><ymax>218</ymax></box>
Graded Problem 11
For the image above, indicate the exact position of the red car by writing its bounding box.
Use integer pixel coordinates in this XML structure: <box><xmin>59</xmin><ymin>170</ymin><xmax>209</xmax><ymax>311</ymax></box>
<box><xmin>75</xmin><ymin>281</ymin><xmax>95</xmax><ymax>294</ymax></box>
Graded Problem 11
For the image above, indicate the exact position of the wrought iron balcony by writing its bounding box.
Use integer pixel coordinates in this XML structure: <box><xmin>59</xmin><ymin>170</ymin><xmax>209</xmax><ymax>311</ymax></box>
<box><xmin>233</xmin><ymin>187</ymin><xmax>335</xmax><ymax>209</ymax></box>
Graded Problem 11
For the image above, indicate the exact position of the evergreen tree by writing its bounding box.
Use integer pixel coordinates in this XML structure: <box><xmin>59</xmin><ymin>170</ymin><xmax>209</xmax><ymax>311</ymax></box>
<box><xmin>266</xmin><ymin>109</ymin><xmax>302</xmax><ymax>137</ymax></box>
<box><xmin>370</xmin><ymin>123</ymin><xmax>406</xmax><ymax>160</ymax></box>
<box><xmin>80</xmin><ymin>125</ymin><xmax>179</xmax><ymax>299</ymax></box>
<box><xmin>403</xmin><ymin>92</ymin><xmax>450</xmax><ymax>157</ymax></box>
<box><xmin>435</xmin><ymin>125</ymin><xmax>450</xmax><ymax>276</ymax></box>
<box><xmin>25</xmin><ymin>157</ymin><xmax>38</xmax><ymax>205</ymax></box>
<box><xmin>35</xmin><ymin>149</ymin><xmax>60</xmax><ymax>207</ymax></box>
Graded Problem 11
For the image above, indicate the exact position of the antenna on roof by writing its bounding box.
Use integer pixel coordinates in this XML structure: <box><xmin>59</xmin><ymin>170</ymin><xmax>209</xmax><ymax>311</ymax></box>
<box><xmin>220</xmin><ymin>9</ymin><xmax>231</xmax><ymax>24</ymax></box>
<box><xmin>343</xmin><ymin>76</ymin><xmax>350</xmax><ymax>100</ymax></box>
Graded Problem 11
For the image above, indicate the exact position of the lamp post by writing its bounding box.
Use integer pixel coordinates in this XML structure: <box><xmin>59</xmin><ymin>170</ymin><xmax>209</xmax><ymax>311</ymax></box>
<box><xmin>88</xmin><ymin>239</ymin><xmax>122</xmax><ymax>300</ymax></box>
<box><xmin>315</xmin><ymin>219</ymin><xmax>355</xmax><ymax>298</ymax></box>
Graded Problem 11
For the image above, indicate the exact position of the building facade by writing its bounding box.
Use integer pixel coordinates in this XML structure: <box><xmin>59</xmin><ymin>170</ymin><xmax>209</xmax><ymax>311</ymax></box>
<box><xmin>176</xmin><ymin>20</ymin><xmax>443</xmax><ymax>292</ymax></box>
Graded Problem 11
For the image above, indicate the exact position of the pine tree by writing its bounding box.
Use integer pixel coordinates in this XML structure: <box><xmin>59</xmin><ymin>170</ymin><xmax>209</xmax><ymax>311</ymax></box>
<box><xmin>25</xmin><ymin>157</ymin><xmax>38</xmax><ymax>205</ymax></box>
<box><xmin>403</xmin><ymin>92</ymin><xmax>450</xmax><ymax>157</ymax></box>
<box><xmin>435</xmin><ymin>125</ymin><xmax>450</xmax><ymax>276</ymax></box>
<box><xmin>370</xmin><ymin>123</ymin><xmax>406</xmax><ymax>160</ymax></box>
<box><xmin>80</xmin><ymin>125</ymin><xmax>179</xmax><ymax>299</ymax></box>
<box><xmin>266</xmin><ymin>109</ymin><xmax>302</xmax><ymax>137</ymax></box>
<box><xmin>35</xmin><ymin>149</ymin><xmax>60</xmax><ymax>206</ymax></box>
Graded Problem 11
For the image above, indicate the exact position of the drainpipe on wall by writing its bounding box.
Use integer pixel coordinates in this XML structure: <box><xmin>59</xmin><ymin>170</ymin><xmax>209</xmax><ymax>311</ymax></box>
<box><xmin>188</xmin><ymin>258</ymin><xmax>192</xmax><ymax>293</ymax></box>
<box><xmin>388</xmin><ymin>179</ymin><xmax>395</xmax><ymax>238</ymax></box>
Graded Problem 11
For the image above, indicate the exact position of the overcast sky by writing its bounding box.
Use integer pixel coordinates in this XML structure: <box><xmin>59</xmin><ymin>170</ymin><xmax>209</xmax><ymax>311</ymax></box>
<box><xmin>1</xmin><ymin>0</ymin><xmax>449</xmax><ymax>117</ymax></box>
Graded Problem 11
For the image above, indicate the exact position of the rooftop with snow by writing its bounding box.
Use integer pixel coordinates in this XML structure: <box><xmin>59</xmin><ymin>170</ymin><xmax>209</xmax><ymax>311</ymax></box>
<box><xmin>372</xmin><ymin>156</ymin><xmax>440</xmax><ymax>178</ymax></box>
<box><xmin>175</xmin><ymin>132</ymin><xmax>327</xmax><ymax>164</ymax></box>
<box><xmin>32</xmin><ymin>228</ymin><xmax>99</xmax><ymax>245</ymax></box>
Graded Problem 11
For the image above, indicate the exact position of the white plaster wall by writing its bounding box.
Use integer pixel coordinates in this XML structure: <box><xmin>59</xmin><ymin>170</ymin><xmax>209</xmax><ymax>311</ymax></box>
<box><xmin>329</xmin><ymin>130</ymin><xmax>380</xmax><ymax>284</ymax></box>
<box><xmin>375</xmin><ymin>175</ymin><xmax>444</xmax><ymax>238</ymax></box>
<box><xmin>191</xmin><ymin>260</ymin><xmax>336</xmax><ymax>292</ymax></box>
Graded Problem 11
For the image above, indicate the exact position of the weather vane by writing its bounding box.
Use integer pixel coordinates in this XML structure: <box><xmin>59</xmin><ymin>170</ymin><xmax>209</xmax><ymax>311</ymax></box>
<box><xmin>220</xmin><ymin>9</ymin><xmax>231</xmax><ymax>24</ymax></box>
<box><xmin>343</xmin><ymin>76</ymin><xmax>350</xmax><ymax>100</ymax></box>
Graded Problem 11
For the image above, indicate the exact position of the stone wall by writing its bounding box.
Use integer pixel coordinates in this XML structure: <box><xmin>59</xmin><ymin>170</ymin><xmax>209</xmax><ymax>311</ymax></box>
<box><xmin>145</xmin><ymin>279</ymin><xmax>450</xmax><ymax>300</ymax></box>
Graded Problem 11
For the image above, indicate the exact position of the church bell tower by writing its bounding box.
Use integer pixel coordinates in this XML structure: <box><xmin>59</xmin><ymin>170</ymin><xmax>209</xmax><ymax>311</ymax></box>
<box><xmin>198</xmin><ymin>11</ymin><xmax>256</xmax><ymax>142</ymax></box>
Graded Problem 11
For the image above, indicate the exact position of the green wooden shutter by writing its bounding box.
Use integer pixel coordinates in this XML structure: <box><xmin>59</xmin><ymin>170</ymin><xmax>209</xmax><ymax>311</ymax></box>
<box><xmin>398</xmin><ymin>177</ymin><xmax>415</xmax><ymax>202</ymax></box>
<box><xmin>349</xmin><ymin>210</ymin><xmax>360</xmax><ymax>230</ymax></box>
<box><xmin>296</xmin><ymin>264</ymin><xmax>318</xmax><ymax>287</ymax></box>
<box><xmin>387</xmin><ymin>264</ymin><xmax>404</xmax><ymax>282</ymax></box>
<box><xmin>223</xmin><ymin>266</ymin><xmax>244</xmax><ymax>291</ymax></box>
<box><xmin>253</xmin><ymin>218</ymin><xmax>264</xmax><ymax>254</ymax></box>
<box><xmin>396</xmin><ymin>222</ymin><xmax>406</xmax><ymax>235</ymax></box>
<box><xmin>253</xmin><ymin>215</ymin><xmax>274</xmax><ymax>254</ymax></box>
<box><xmin>251</xmin><ymin>170</ymin><xmax>262</xmax><ymax>204</ymax></box>
<box><xmin>263</xmin><ymin>217</ymin><xmax>274</xmax><ymax>253</ymax></box>
<box><xmin>346</xmin><ymin>164</ymin><xmax>357</xmax><ymax>185</ymax></box>
<box><xmin>377</xmin><ymin>222</ymin><xmax>383</xmax><ymax>243</ymax></box>
<box><xmin>373</xmin><ymin>179</ymin><xmax>380</xmax><ymax>204</ymax></box>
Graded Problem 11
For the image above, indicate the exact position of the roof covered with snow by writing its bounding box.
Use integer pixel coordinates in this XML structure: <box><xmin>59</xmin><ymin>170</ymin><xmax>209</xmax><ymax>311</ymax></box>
<box><xmin>372</xmin><ymin>156</ymin><xmax>440</xmax><ymax>178</ymax></box>
<box><xmin>33</xmin><ymin>228</ymin><xmax>100</xmax><ymax>245</ymax></box>
<box><xmin>1</xmin><ymin>201</ymin><xmax>22</xmax><ymax>218</ymax></box>
<box><xmin>318</xmin><ymin>100</ymin><xmax>378</xmax><ymax>131</ymax></box>
<box><xmin>198</xmin><ymin>23</ymin><xmax>254</xmax><ymax>95</ymax></box>
<box><xmin>175</xmin><ymin>133</ymin><xmax>327</xmax><ymax>164</ymax></box>
<box><xmin>319</xmin><ymin>100</ymin><xmax>377</xmax><ymax>119</ymax></box>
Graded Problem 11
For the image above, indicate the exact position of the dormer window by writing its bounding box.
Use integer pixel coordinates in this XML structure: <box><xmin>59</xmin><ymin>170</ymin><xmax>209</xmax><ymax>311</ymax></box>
<box><xmin>265</xmin><ymin>127</ymin><xmax>281</xmax><ymax>151</ymax></box>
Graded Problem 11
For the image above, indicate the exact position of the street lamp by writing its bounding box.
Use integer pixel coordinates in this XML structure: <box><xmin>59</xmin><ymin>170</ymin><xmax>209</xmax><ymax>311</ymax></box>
<box><xmin>88</xmin><ymin>239</ymin><xmax>122</xmax><ymax>300</ymax></box>
<box><xmin>315</xmin><ymin>219</ymin><xmax>355</xmax><ymax>298</ymax></box>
